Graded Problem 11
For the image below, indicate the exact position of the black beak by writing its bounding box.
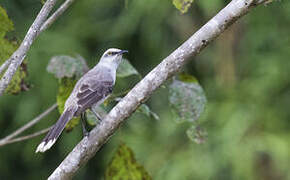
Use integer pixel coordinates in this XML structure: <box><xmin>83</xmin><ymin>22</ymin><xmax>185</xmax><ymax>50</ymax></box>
<box><xmin>118</xmin><ymin>50</ymin><xmax>129</xmax><ymax>55</ymax></box>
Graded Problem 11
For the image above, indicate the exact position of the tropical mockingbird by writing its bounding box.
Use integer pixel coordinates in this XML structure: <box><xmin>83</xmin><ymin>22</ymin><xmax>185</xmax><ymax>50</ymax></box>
<box><xmin>36</xmin><ymin>48</ymin><xmax>128</xmax><ymax>153</ymax></box>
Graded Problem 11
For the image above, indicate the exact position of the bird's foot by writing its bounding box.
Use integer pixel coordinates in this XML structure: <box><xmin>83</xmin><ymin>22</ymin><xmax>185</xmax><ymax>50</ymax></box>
<box><xmin>81</xmin><ymin>112</ymin><xmax>90</xmax><ymax>137</ymax></box>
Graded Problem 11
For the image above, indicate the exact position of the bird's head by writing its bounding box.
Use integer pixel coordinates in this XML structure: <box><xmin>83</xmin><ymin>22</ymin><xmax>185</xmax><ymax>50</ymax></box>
<box><xmin>99</xmin><ymin>48</ymin><xmax>128</xmax><ymax>69</ymax></box>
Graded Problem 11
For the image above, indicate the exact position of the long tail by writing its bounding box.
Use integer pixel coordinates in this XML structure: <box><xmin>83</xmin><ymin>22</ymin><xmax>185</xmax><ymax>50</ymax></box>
<box><xmin>35</xmin><ymin>108</ymin><xmax>75</xmax><ymax>153</ymax></box>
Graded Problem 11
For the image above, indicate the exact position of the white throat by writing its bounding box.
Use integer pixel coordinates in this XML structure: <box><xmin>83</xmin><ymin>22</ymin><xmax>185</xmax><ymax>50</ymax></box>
<box><xmin>97</xmin><ymin>60</ymin><xmax>119</xmax><ymax>71</ymax></box>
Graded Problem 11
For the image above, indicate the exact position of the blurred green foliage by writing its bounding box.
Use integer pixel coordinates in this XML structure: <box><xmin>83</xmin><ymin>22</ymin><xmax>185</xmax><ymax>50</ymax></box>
<box><xmin>0</xmin><ymin>0</ymin><xmax>290</xmax><ymax>179</ymax></box>
<box><xmin>169</xmin><ymin>74</ymin><xmax>206</xmax><ymax>123</ymax></box>
<box><xmin>56</xmin><ymin>77</ymin><xmax>79</xmax><ymax>131</ymax></box>
<box><xmin>116</xmin><ymin>58</ymin><xmax>140</xmax><ymax>78</ymax></box>
<box><xmin>105</xmin><ymin>143</ymin><xmax>152</xmax><ymax>180</ymax></box>
<box><xmin>46</xmin><ymin>55</ymin><xmax>87</xmax><ymax>79</ymax></box>
<box><xmin>47</xmin><ymin>55</ymin><xmax>89</xmax><ymax>131</ymax></box>
<box><xmin>169</xmin><ymin>74</ymin><xmax>207</xmax><ymax>142</ymax></box>
<box><xmin>136</xmin><ymin>104</ymin><xmax>159</xmax><ymax>121</ymax></box>
<box><xmin>0</xmin><ymin>5</ymin><xmax>13</xmax><ymax>37</ymax></box>
<box><xmin>173</xmin><ymin>0</ymin><xmax>194</xmax><ymax>14</ymax></box>
<box><xmin>0</xmin><ymin>5</ymin><xmax>28</xmax><ymax>94</ymax></box>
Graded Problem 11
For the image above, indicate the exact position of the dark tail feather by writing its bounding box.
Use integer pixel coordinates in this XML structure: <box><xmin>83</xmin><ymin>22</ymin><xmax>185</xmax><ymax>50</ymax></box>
<box><xmin>35</xmin><ymin>108</ymin><xmax>75</xmax><ymax>153</ymax></box>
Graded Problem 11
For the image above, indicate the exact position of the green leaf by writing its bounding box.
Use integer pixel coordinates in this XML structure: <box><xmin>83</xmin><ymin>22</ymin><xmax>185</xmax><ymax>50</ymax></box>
<box><xmin>0</xmin><ymin>6</ymin><xmax>29</xmax><ymax>94</ymax></box>
<box><xmin>86</xmin><ymin>110</ymin><xmax>98</xmax><ymax>126</ymax></box>
<box><xmin>186</xmin><ymin>125</ymin><xmax>207</xmax><ymax>144</ymax></box>
<box><xmin>136</xmin><ymin>104</ymin><xmax>159</xmax><ymax>120</ymax></box>
<box><xmin>47</xmin><ymin>55</ymin><xmax>88</xmax><ymax>79</ymax></box>
<box><xmin>117</xmin><ymin>59</ymin><xmax>139</xmax><ymax>78</ymax></box>
<box><xmin>49</xmin><ymin>55</ymin><xmax>88</xmax><ymax>131</ymax></box>
<box><xmin>177</xmin><ymin>73</ymin><xmax>198</xmax><ymax>83</ymax></box>
<box><xmin>86</xmin><ymin>106</ymin><xmax>107</xmax><ymax>126</ymax></box>
<box><xmin>173</xmin><ymin>0</ymin><xmax>194</xmax><ymax>14</ymax></box>
<box><xmin>105</xmin><ymin>144</ymin><xmax>152</xmax><ymax>180</ymax></box>
<box><xmin>56</xmin><ymin>77</ymin><xmax>80</xmax><ymax>131</ymax></box>
<box><xmin>41</xmin><ymin>0</ymin><xmax>46</xmax><ymax>5</ymax></box>
<box><xmin>169</xmin><ymin>74</ymin><xmax>207</xmax><ymax>123</ymax></box>
<box><xmin>0</xmin><ymin>6</ymin><xmax>13</xmax><ymax>38</ymax></box>
<box><xmin>4</xmin><ymin>60</ymin><xmax>29</xmax><ymax>94</ymax></box>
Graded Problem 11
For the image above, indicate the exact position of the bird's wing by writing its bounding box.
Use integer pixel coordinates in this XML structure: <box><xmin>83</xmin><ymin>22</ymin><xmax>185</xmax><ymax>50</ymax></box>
<box><xmin>75</xmin><ymin>76</ymin><xmax>114</xmax><ymax>115</ymax></box>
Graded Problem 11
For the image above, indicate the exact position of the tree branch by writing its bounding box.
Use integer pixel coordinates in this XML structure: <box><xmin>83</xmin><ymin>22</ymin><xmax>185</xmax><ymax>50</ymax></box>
<box><xmin>48</xmin><ymin>0</ymin><xmax>269</xmax><ymax>179</ymax></box>
<box><xmin>0</xmin><ymin>127</ymin><xmax>52</xmax><ymax>146</ymax></box>
<box><xmin>0</xmin><ymin>103</ymin><xmax>57</xmax><ymax>146</ymax></box>
<box><xmin>40</xmin><ymin>0</ymin><xmax>76</xmax><ymax>33</ymax></box>
<box><xmin>0</xmin><ymin>0</ymin><xmax>75</xmax><ymax>96</ymax></box>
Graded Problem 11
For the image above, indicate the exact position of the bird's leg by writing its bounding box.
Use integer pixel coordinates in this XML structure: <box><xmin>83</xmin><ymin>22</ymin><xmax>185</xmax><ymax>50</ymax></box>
<box><xmin>81</xmin><ymin>112</ymin><xmax>89</xmax><ymax>137</ymax></box>
<box><xmin>91</xmin><ymin>107</ymin><xmax>102</xmax><ymax>122</ymax></box>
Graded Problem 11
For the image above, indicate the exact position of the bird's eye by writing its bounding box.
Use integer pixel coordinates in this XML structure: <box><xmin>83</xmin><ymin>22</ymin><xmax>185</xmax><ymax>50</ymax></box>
<box><xmin>105</xmin><ymin>51</ymin><xmax>118</xmax><ymax>57</ymax></box>
<box><xmin>108</xmin><ymin>52</ymin><xmax>118</xmax><ymax>56</ymax></box>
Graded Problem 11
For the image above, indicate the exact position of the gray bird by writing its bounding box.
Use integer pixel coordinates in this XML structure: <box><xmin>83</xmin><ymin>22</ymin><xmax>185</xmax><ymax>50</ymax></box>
<box><xmin>36</xmin><ymin>48</ymin><xmax>128</xmax><ymax>153</ymax></box>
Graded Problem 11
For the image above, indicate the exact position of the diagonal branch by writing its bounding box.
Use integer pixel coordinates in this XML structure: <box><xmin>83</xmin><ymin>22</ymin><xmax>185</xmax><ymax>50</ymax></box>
<box><xmin>0</xmin><ymin>0</ymin><xmax>76</xmax><ymax>96</ymax></box>
<box><xmin>48</xmin><ymin>0</ymin><xmax>269</xmax><ymax>179</ymax></box>
<box><xmin>0</xmin><ymin>103</ymin><xmax>57</xmax><ymax>146</ymax></box>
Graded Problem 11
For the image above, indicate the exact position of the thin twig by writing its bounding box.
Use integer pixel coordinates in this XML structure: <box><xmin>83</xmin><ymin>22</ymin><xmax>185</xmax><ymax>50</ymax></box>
<box><xmin>48</xmin><ymin>0</ymin><xmax>271</xmax><ymax>179</ymax></box>
<box><xmin>40</xmin><ymin>0</ymin><xmax>76</xmax><ymax>33</ymax></box>
<box><xmin>0</xmin><ymin>103</ymin><xmax>57</xmax><ymax>145</ymax></box>
<box><xmin>0</xmin><ymin>127</ymin><xmax>52</xmax><ymax>147</ymax></box>
<box><xmin>0</xmin><ymin>0</ymin><xmax>76</xmax><ymax>75</ymax></box>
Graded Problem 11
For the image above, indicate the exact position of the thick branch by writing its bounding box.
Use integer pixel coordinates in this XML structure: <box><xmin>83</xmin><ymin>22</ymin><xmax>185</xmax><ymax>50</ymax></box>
<box><xmin>48</xmin><ymin>0</ymin><xmax>268</xmax><ymax>179</ymax></box>
<box><xmin>0</xmin><ymin>0</ymin><xmax>76</xmax><ymax>96</ymax></box>
<box><xmin>0</xmin><ymin>103</ymin><xmax>57</xmax><ymax>146</ymax></box>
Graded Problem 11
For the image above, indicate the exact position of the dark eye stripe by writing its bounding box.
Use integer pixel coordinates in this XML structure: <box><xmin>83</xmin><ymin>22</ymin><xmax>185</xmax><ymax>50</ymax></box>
<box><xmin>104</xmin><ymin>51</ymin><xmax>118</xmax><ymax>57</ymax></box>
